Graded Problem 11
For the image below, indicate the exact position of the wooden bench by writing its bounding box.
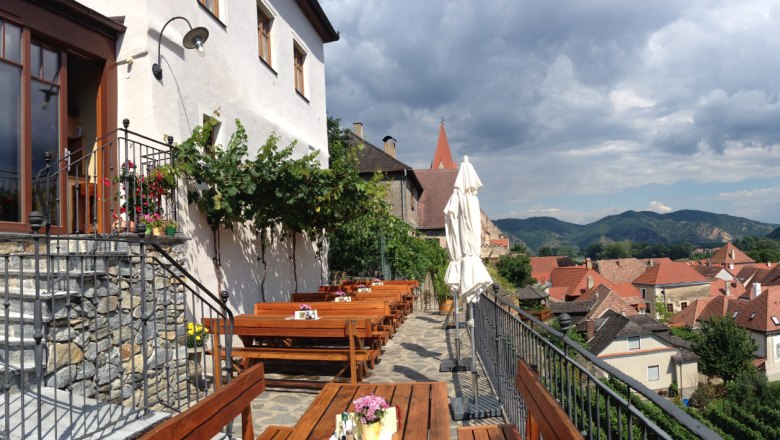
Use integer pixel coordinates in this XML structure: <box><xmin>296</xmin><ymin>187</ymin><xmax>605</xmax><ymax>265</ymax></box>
<box><xmin>256</xmin><ymin>425</ymin><xmax>293</xmax><ymax>440</ymax></box>
<box><xmin>139</xmin><ymin>362</ymin><xmax>266</xmax><ymax>440</ymax></box>
<box><xmin>457</xmin><ymin>424</ymin><xmax>521</xmax><ymax>440</ymax></box>
<box><xmin>352</xmin><ymin>291</ymin><xmax>410</xmax><ymax>321</ymax></box>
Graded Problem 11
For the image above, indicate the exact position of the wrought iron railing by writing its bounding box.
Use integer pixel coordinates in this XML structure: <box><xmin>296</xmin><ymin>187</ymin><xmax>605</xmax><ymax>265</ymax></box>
<box><xmin>2</xmin><ymin>117</ymin><xmax>234</xmax><ymax>439</ymax></box>
<box><xmin>473</xmin><ymin>292</ymin><xmax>721</xmax><ymax>439</ymax></box>
<box><xmin>33</xmin><ymin>119</ymin><xmax>177</xmax><ymax>235</ymax></box>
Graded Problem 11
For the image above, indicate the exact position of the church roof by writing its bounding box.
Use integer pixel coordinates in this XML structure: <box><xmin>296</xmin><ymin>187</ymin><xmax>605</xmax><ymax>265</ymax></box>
<box><xmin>431</xmin><ymin>122</ymin><xmax>457</xmax><ymax>170</ymax></box>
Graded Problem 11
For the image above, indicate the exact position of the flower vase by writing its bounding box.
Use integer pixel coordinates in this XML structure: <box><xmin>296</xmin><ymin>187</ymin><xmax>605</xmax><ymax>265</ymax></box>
<box><xmin>165</xmin><ymin>227</ymin><xmax>176</xmax><ymax>237</ymax></box>
<box><xmin>357</xmin><ymin>421</ymin><xmax>382</xmax><ymax>440</ymax></box>
<box><xmin>153</xmin><ymin>226</ymin><xmax>163</xmax><ymax>236</ymax></box>
<box><xmin>145</xmin><ymin>226</ymin><xmax>153</xmax><ymax>236</ymax></box>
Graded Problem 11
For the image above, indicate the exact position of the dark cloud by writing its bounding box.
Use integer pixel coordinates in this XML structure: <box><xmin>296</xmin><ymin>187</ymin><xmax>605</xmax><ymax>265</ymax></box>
<box><xmin>321</xmin><ymin>0</ymin><xmax>780</xmax><ymax>221</ymax></box>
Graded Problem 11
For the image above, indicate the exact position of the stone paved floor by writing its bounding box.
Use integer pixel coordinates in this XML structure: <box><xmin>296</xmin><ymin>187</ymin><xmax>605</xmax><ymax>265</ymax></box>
<box><xmin>250</xmin><ymin>310</ymin><xmax>507</xmax><ymax>439</ymax></box>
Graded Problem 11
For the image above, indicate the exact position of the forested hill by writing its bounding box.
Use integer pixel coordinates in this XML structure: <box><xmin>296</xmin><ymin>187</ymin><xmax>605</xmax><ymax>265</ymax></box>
<box><xmin>495</xmin><ymin>210</ymin><xmax>778</xmax><ymax>253</ymax></box>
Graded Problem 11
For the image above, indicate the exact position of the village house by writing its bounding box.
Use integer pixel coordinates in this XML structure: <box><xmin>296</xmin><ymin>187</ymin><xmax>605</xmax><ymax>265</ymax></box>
<box><xmin>586</xmin><ymin>311</ymin><xmax>699</xmax><ymax>398</ymax></box>
<box><xmin>595</xmin><ymin>257</ymin><xmax>672</xmax><ymax>284</ymax></box>
<box><xmin>529</xmin><ymin>255</ymin><xmax>577</xmax><ymax>285</ymax></box>
<box><xmin>709</xmin><ymin>242</ymin><xmax>756</xmax><ymax>269</ymax></box>
<box><xmin>670</xmin><ymin>284</ymin><xmax>780</xmax><ymax>380</ymax></box>
<box><xmin>632</xmin><ymin>261</ymin><xmax>711</xmax><ymax>317</ymax></box>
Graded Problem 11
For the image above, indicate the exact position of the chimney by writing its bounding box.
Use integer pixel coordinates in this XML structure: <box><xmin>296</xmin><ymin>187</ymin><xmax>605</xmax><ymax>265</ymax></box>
<box><xmin>729</xmin><ymin>263</ymin><xmax>734</xmax><ymax>270</ymax></box>
<box><xmin>725</xmin><ymin>281</ymin><xmax>730</xmax><ymax>296</ymax></box>
<box><xmin>648</xmin><ymin>259</ymin><xmax>655</xmax><ymax>267</ymax></box>
<box><xmin>730</xmin><ymin>249</ymin><xmax>736</xmax><ymax>260</ymax></box>
<box><xmin>587</xmin><ymin>275</ymin><xmax>594</xmax><ymax>290</ymax></box>
<box><xmin>752</xmin><ymin>282</ymin><xmax>762</xmax><ymax>300</ymax></box>
<box><xmin>382</xmin><ymin>135</ymin><xmax>397</xmax><ymax>158</ymax></box>
<box><xmin>585</xmin><ymin>258</ymin><xmax>592</xmax><ymax>269</ymax></box>
<box><xmin>353</xmin><ymin>122</ymin><xmax>364</xmax><ymax>139</ymax></box>
<box><xmin>586</xmin><ymin>319</ymin><xmax>595</xmax><ymax>341</ymax></box>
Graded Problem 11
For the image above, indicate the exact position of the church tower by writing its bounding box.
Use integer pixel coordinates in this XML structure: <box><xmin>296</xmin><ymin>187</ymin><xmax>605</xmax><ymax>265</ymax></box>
<box><xmin>431</xmin><ymin>119</ymin><xmax>457</xmax><ymax>170</ymax></box>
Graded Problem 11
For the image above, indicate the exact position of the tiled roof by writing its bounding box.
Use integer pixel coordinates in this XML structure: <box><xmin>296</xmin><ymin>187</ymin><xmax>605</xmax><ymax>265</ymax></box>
<box><xmin>669</xmin><ymin>286</ymin><xmax>780</xmax><ymax>333</ymax></box>
<box><xmin>489</xmin><ymin>238</ymin><xmax>509</xmax><ymax>247</ymax></box>
<box><xmin>515</xmin><ymin>286</ymin><xmax>549</xmax><ymax>301</ymax></box>
<box><xmin>431</xmin><ymin>123</ymin><xmax>457</xmax><ymax>170</ymax></box>
<box><xmin>710</xmin><ymin>242</ymin><xmax>755</xmax><ymax>265</ymax></box>
<box><xmin>596</xmin><ymin>258</ymin><xmax>672</xmax><ymax>283</ymax></box>
<box><xmin>530</xmin><ymin>256</ymin><xmax>577</xmax><ymax>284</ymax></box>
<box><xmin>709</xmin><ymin>279</ymin><xmax>745</xmax><ymax>297</ymax></box>
<box><xmin>549</xmin><ymin>267</ymin><xmax>614</xmax><ymax>300</ymax></box>
<box><xmin>632</xmin><ymin>262</ymin><xmax>709</xmax><ymax>286</ymax></box>
<box><xmin>694</xmin><ymin>266</ymin><xmax>730</xmax><ymax>280</ymax></box>
<box><xmin>584</xmin><ymin>285</ymin><xmax>642</xmax><ymax>320</ymax></box>
<box><xmin>346</xmin><ymin>131</ymin><xmax>413</xmax><ymax>174</ymax></box>
<box><xmin>754</xmin><ymin>264</ymin><xmax>780</xmax><ymax>287</ymax></box>
<box><xmin>668</xmin><ymin>297</ymin><xmax>717</xmax><ymax>328</ymax></box>
<box><xmin>588</xmin><ymin>312</ymin><xmax>669</xmax><ymax>355</ymax></box>
<box><xmin>736</xmin><ymin>265</ymin><xmax>769</xmax><ymax>286</ymax></box>
<box><xmin>549</xmin><ymin>299</ymin><xmax>595</xmax><ymax>314</ymax></box>
<box><xmin>414</xmin><ymin>169</ymin><xmax>458</xmax><ymax>230</ymax></box>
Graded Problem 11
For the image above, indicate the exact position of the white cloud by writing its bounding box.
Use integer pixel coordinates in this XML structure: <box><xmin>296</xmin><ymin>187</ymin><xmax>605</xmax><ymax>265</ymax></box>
<box><xmin>648</xmin><ymin>201</ymin><xmax>673</xmax><ymax>213</ymax></box>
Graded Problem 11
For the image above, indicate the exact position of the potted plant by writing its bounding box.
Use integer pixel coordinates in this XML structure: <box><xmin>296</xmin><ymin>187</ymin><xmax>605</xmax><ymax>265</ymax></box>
<box><xmin>186</xmin><ymin>321</ymin><xmax>209</xmax><ymax>349</ymax></box>
<box><xmin>436</xmin><ymin>290</ymin><xmax>453</xmax><ymax>314</ymax></box>
<box><xmin>140</xmin><ymin>212</ymin><xmax>164</xmax><ymax>235</ymax></box>
<box><xmin>352</xmin><ymin>394</ymin><xmax>390</xmax><ymax>440</ymax></box>
<box><xmin>162</xmin><ymin>218</ymin><xmax>179</xmax><ymax>237</ymax></box>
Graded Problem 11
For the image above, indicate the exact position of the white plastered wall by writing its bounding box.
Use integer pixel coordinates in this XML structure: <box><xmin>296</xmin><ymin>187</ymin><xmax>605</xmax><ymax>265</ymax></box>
<box><xmin>77</xmin><ymin>0</ymin><xmax>331</xmax><ymax>313</ymax></box>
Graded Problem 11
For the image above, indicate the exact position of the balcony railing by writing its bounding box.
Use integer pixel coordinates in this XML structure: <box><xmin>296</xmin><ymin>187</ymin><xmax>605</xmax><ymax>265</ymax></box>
<box><xmin>474</xmin><ymin>292</ymin><xmax>720</xmax><ymax>439</ymax></box>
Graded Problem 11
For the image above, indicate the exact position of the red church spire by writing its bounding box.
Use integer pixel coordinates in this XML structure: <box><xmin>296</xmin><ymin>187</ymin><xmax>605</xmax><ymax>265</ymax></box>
<box><xmin>431</xmin><ymin>118</ymin><xmax>457</xmax><ymax>170</ymax></box>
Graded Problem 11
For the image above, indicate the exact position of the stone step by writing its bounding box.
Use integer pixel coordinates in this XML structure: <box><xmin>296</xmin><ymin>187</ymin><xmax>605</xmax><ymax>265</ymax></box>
<box><xmin>0</xmin><ymin>311</ymin><xmax>51</xmax><ymax>338</ymax></box>
<box><xmin>0</xmin><ymin>269</ymin><xmax>109</xmax><ymax>292</ymax></box>
<box><xmin>0</xmin><ymin>386</ymin><xmax>171</xmax><ymax>440</ymax></box>
<box><xmin>0</xmin><ymin>336</ymin><xmax>43</xmax><ymax>365</ymax></box>
<box><xmin>1</xmin><ymin>287</ymin><xmax>73</xmax><ymax>316</ymax></box>
<box><xmin>0</xmin><ymin>360</ymin><xmax>38</xmax><ymax>391</ymax></box>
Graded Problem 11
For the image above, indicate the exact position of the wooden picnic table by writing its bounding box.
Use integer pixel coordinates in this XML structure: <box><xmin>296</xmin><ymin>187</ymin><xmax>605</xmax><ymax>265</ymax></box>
<box><xmin>287</xmin><ymin>381</ymin><xmax>450</xmax><ymax>440</ymax></box>
<box><xmin>203</xmin><ymin>314</ymin><xmax>383</xmax><ymax>385</ymax></box>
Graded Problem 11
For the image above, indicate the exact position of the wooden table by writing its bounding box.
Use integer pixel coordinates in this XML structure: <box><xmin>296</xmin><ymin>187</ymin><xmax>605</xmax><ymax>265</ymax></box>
<box><xmin>203</xmin><ymin>314</ymin><xmax>383</xmax><ymax>385</ymax></box>
<box><xmin>288</xmin><ymin>381</ymin><xmax>450</xmax><ymax>440</ymax></box>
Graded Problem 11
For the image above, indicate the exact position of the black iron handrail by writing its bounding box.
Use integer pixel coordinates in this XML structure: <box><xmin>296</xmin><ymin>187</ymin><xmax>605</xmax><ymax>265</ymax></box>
<box><xmin>474</xmin><ymin>291</ymin><xmax>720</xmax><ymax>439</ymax></box>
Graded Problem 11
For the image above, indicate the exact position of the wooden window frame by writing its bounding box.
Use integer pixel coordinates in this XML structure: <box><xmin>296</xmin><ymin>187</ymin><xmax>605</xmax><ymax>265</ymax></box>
<box><xmin>199</xmin><ymin>0</ymin><xmax>220</xmax><ymax>19</ymax></box>
<box><xmin>257</xmin><ymin>8</ymin><xmax>272</xmax><ymax>66</ymax></box>
<box><xmin>293</xmin><ymin>44</ymin><xmax>305</xmax><ymax>96</ymax></box>
<box><xmin>666</xmin><ymin>303</ymin><xmax>674</xmax><ymax>313</ymax></box>
<box><xmin>0</xmin><ymin>1</ymin><xmax>118</xmax><ymax>233</ymax></box>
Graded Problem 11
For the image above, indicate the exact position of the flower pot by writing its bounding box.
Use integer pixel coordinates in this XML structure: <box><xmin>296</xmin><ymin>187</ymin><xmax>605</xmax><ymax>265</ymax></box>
<box><xmin>145</xmin><ymin>226</ymin><xmax>153</xmax><ymax>236</ymax></box>
<box><xmin>438</xmin><ymin>299</ymin><xmax>453</xmax><ymax>314</ymax></box>
<box><xmin>165</xmin><ymin>226</ymin><xmax>176</xmax><ymax>237</ymax></box>
<box><xmin>356</xmin><ymin>421</ymin><xmax>382</xmax><ymax>440</ymax></box>
<box><xmin>152</xmin><ymin>227</ymin><xmax>163</xmax><ymax>236</ymax></box>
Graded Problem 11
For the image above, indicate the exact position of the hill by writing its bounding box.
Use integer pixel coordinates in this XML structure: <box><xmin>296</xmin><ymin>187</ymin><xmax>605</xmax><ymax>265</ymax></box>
<box><xmin>495</xmin><ymin>210</ymin><xmax>778</xmax><ymax>254</ymax></box>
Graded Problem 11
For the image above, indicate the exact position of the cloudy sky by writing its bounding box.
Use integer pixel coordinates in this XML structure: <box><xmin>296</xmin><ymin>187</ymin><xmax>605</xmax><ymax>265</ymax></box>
<box><xmin>319</xmin><ymin>0</ymin><xmax>780</xmax><ymax>225</ymax></box>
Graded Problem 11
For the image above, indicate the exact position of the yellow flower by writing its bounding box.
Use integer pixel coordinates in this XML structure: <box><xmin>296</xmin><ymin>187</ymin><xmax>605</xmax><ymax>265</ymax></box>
<box><xmin>195</xmin><ymin>324</ymin><xmax>202</xmax><ymax>332</ymax></box>
<box><xmin>195</xmin><ymin>336</ymin><xmax>201</xmax><ymax>341</ymax></box>
<box><xmin>203</xmin><ymin>327</ymin><xmax>209</xmax><ymax>333</ymax></box>
<box><xmin>187</xmin><ymin>322</ymin><xmax>194</xmax><ymax>329</ymax></box>
<box><xmin>187</xmin><ymin>329</ymin><xmax>194</xmax><ymax>336</ymax></box>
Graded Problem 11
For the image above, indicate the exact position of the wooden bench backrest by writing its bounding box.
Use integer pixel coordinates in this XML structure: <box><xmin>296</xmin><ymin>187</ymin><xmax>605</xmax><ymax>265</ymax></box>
<box><xmin>516</xmin><ymin>359</ymin><xmax>581</xmax><ymax>439</ymax></box>
<box><xmin>292</xmin><ymin>292</ymin><xmax>340</xmax><ymax>302</ymax></box>
<box><xmin>254</xmin><ymin>301</ymin><xmax>391</xmax><ymax>316</ymax></box>
<box><xmin>140</xmin><ymin>362</ymin><xmax>265</xmax><ymax>440</ymax></box>
<box><xmin>352</xmin><ymin>291</ymin><xmax>403</xmax><ymax>303</ymax></box>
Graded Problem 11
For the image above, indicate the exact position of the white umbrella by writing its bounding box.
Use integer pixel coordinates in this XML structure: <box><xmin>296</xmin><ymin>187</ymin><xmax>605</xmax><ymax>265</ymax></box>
<box><xmin>444</xmin><ymin>156</ymin><xmax>493</xmax><ymax>364</ymax></box>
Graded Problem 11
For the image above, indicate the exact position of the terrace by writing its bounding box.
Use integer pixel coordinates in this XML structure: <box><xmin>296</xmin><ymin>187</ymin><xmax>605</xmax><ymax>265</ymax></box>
<box><xmin>0</xmin><ymin>124</ymin><xmax>720</xmax><ymax>438</ymax></box>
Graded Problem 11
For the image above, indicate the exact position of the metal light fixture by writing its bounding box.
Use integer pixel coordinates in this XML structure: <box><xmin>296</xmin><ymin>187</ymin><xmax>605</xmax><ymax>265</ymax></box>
<box><xmin>152</xmin><ymin>16</ymin><xmax>209</xmax><ymax>80</ymax></box>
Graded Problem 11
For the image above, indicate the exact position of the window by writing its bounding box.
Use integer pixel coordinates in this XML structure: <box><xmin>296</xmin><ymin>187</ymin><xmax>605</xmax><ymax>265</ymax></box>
<box><xmin>628</xmin><ymin>336</ymin><xmax>640</xmax><ymax>351</ymax></box>
<box><xmin>202</xmin><ymin>114</ymin><xmax>221</xmax><ymax>154</ymax></box>
<box><xmin>640</xmin><ymin>288</ymin><xmax>646</xmax><ymax>299</ymax></box>
<box><xmin>776</xmin><ymin>343</ymin><xmax>780</xmax><ymax>358</ymax></box>
<box><xmin>257</xmin><ymin>7</ymin><xmax>272</xmax><ymax>65</ymax></box>
<box><xmin>680</xmin><ymin>302</ymin><xmax>688</xmax><ymax>310</ymax></box>
<box><xmin>647</xmin><ymin>365</ymin><xmax>660</xmax><ymax>381</ymax></box>
<box><xmin>0</xmin><ymin>19</ymin><xmax>23</xmax><ymax>223</ymax></box>
<box><xmin>199</xmin><ymin>0</ymin><xmax>219</xmax><ymax>18</ymax></box>
<box><xmin>293</xmin><ymin>44</ymin><xmax>305</xmax><ymax>95</ymax></box>
<box><xmin>773</xmin><ymin>316</ymin><xmax>780</xmax><ymax>326</ymax></box>
<box><xmin>666</xmin><ymin>303</ymin><xmax>674</xmax><ymax>313</ymax></box>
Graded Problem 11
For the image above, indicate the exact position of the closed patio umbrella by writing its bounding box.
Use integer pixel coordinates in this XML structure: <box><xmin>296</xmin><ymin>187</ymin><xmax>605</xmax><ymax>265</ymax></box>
<box><xmin>444</xmin><ymin>156</ymin><xmax>492</xmax><ymax>364</ymax></box>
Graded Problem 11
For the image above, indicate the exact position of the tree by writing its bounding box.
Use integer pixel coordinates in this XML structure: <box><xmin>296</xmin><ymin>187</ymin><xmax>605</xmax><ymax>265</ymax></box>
<box><xmin>692</xmin><ymin>316</ymin><xmax>757</xmax><ymax>383</ymax></box>
<box><xmin>584</xmin><ymin>242</ymin><xmax>605</xmax><ymax>260</ymax></box>
<box><xmin>603</xmin><ymin>241</ymin><xmax>632</xmax><ymax>259</ymax></box>
<box><xmin>495</xmin><ymin>253</ymin><xmax>535</xmax><ymax>288</ymax></box>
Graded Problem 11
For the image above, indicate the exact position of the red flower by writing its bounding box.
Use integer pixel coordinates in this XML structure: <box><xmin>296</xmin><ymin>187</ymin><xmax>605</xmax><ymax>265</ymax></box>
<box><xmin>103</xmin><ymin>177</ymin><xmax>111</xmax><ymax>187</ymax></box>
<box><xmin>120</xmin><ymin>207</ymin><xmax>127</xmax><ymax>214</ymax></box>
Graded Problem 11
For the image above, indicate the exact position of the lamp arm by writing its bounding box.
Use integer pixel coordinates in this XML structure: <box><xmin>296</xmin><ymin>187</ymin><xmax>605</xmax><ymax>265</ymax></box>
<box><xmin>155</xmin><ymin>16</ymin><xmax>194</xmax><ymax>68</ymax></box>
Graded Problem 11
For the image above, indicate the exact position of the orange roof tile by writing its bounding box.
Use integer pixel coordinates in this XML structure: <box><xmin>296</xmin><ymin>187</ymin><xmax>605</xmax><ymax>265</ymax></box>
<box><xmin>670</xmin><ymin>286</ymin><xmax>780</xmax><ymax>333</ymax></box>
<box><xmin>668</xmin><ymin>297</ymin><xmax>716</xmax><ymax>328</ymax></box>
<box><xmin>530</xmin><ymin>256</ymin><xmax>576</xmax><ymax>284</ymax></box>
<box><xmin>550</xmin><ymin>267</ymin><xmax>635</xmax><ymax>301</ymax></box>
<box><xmin>709</xmin><ymin>279</ymin><xmax>746</xmax><ymax>297</ymax></box>
<box><xmin>710</xmin><ymin>242</ymin><xmax>755</xmax><ymax>266</ymax></box>
<box><xmin>489</xmin><ymin>238</ymin><xmax>509</xmax><ymax>247</ymax></box>
<box><xmin>596</xmin><ymin>258</ymin><xmax>672</xmax><ymax>283</ymax></box>
<box><xmin>632</xmin><ymin>262</ymin><xmax>709</xmax><ymax>286</ymax></box>
<box><xmin>431</xmin><ymin>122</ymin><xmax>457</xmax><ymax>170</ymax></box>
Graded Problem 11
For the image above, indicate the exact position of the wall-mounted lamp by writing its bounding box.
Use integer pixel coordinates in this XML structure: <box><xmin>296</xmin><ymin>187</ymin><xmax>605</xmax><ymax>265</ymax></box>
<box><xmin>152</xmin><ymin>16</ymin><xmax>209</xmax><ymax>80</ymax></box>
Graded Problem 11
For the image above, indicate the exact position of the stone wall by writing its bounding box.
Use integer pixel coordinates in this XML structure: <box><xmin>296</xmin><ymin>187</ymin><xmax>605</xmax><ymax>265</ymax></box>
<box><xmin>1</xmin><ymin>234</ymin><xmax>210</xmax><ymax>412</ymax></box>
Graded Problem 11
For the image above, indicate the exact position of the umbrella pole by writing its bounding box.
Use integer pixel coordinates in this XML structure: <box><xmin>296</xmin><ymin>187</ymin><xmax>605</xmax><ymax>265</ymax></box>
<box><xmin>454</xmin><ymin>292</ymin><xmax>461</xmax><ymax>363</ymax></box>
<box><xmin>469</xmin><ymin>301</ymin><xmax>478</xmax><ymax>404</ymax></box>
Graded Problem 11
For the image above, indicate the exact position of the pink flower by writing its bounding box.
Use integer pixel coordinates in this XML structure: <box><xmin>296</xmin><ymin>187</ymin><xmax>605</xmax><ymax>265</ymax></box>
<box><xmin>335</xmin><ymin>290</ymin><xmax>346</xmax><ymax>297</ymax></box>
<box><xmin>353</xmin><ymin>394</ymin><xmax>389</xmax><ymax>424</ymax></box>
<box><xmin>299</xmin><ymin>304</ymin><xmax>312</xmax><ymax>311</ymax></box>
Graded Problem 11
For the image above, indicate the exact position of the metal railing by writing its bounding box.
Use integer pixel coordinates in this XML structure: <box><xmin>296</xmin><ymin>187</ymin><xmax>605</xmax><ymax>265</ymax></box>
<box><xmin>2</xmin><ymin>118</ymin><xmax>234</xmax><ymax>439</ymax></box>
<box><xmin>474</xmin><ymin>292</ymin><xmax>721</xmax><ymax>439</ymax></box>
<box><xmin>33</xmin><ymin>119</ymin><xmax>177</xmax><ymax>236</ymax></box>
